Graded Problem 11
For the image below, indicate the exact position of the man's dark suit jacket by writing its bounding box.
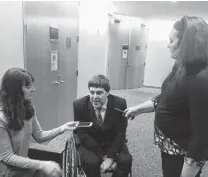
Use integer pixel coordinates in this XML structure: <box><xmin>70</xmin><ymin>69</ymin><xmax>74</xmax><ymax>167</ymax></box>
<box><xmin>73</xmin><ymin>94</ymin><xmax>127</xmax><ymax>160</ymax></box>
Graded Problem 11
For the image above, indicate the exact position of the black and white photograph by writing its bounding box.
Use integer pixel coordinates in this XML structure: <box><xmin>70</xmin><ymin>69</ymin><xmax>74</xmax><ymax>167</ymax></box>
<box><xmin>0</xmin><ymin>1</ymin><xmax>208</xmax><ymax>177</ymax></box>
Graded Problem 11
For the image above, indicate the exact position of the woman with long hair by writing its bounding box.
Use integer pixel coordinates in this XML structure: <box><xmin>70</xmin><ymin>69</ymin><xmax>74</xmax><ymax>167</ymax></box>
<box><xmin>124</xmin><ymin>16</ymin><xmax>208</xmax><ymax>177</ymax></box>
<box><xmin>0</xmin><ymin>68</ymin><xmax>76</xmax><ymax>177</ymax></box>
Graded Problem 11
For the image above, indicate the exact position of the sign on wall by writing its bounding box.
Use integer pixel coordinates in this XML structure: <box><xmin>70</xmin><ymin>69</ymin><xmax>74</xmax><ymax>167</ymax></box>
<box><xmin>51</xmin><ymin>51</ymin><xmax>58</xmax><ymax>71</ymax></box>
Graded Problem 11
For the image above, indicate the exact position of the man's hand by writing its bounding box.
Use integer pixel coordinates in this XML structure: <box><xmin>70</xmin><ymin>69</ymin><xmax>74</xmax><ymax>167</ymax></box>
<box><xmin>100</xmin><ymin>158</ymin><xmax>114</xmax><ymax>173</ymax></box>
<box><xmin>109</xmin><ymin>161</ymin><xmax>117</xmax><ymax>171</ymax></box>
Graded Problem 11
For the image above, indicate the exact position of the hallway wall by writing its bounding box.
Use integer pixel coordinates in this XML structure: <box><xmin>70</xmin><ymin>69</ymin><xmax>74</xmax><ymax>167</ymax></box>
<box><xmin>77</xmin><ymin>0</ymin><xmax>112</xmax><ymax>97</ymax></box>
<box><xmin>0</xmin><ymin>2</ymin><xmax>24</xmax><ymax>79</ymax></box>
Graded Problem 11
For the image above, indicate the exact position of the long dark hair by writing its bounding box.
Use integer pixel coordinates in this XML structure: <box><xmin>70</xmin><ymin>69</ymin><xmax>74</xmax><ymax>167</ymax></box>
<box><xmin>173</xmin><ymin>16</ymin><xmax>208</xmax><ymax>80</ymax></box>
<box><xmin>0</xmin><ymin>68</ymin><xmax>35</xmax><ymax>131</ymax></box>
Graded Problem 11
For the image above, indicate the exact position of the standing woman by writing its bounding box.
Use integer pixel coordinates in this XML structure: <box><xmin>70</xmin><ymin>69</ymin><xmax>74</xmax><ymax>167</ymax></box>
<box><xmin>124</xmin><ymin>16</ymin><xmax>208</xmax><ymax>177</ymax></box>
<box><xmin>0</xmin><ymin>68</ymin><xmax>76</xmax><ymax>177</ymax></box>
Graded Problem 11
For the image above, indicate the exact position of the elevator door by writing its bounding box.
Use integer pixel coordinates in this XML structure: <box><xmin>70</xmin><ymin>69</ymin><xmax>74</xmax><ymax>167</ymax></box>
<box><xmin>23</xmin><ymin>1</ymin><xmax>79</xmax><ymax>129</ymax></box>
<box><xmin>126</xmin><ymin>20</ymin><xmax>149</xmax><ymax>89</ymax></box>
<box><xmin>107</xmin><ymin>17</ymin><xmax>130</xmax><ymax>90</ymax></box>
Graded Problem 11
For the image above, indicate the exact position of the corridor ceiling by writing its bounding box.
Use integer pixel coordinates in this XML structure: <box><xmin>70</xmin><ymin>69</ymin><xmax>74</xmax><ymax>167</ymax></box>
<box><xmin>112</xmin><ymin>1</ymin><xmax>208</xmax><ymax>21</ymax></box>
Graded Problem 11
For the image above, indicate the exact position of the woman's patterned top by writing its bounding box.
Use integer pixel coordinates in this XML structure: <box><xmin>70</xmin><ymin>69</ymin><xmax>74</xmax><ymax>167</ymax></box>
<box><xmin>152</xmin><ymin>97</ymin><xmax>205</xmax><ymax>167</ymax></box>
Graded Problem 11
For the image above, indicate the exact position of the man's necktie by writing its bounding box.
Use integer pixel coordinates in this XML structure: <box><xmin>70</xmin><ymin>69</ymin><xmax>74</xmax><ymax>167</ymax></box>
<box><xmin>95</xmin><ymin>108</ymin><xmax>103</xmax><ymax>127</ymax></box>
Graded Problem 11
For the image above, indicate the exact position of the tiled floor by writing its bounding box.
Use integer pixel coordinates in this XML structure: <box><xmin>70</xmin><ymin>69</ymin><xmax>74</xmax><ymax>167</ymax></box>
<box><xmin>46</xmin><ymin>87</ymin><xmax>208</xmax><ymax>177</ymax></box>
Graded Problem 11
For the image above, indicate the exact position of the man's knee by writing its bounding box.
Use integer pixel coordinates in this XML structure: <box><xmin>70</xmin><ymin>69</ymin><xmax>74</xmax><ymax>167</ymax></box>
<box><xmin>119</xmin><ymin>152</ymin><xmax>132</xmax><ymax>166</ymax></box>
<box><xmin>84</xmin><ymin>155</ymin><xmax>100</xmax><ymax>167</ymax></box>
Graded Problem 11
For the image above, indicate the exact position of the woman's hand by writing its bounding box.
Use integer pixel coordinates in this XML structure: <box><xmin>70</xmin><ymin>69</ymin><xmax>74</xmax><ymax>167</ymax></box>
<box><xmin>60</xmin><ymin>121</ymin><xmax>78</xmax><ymax>132</ymax></box>
<box><xmin>181</xmin><ymin>161</ymin><xmax>201</xmax><ymax>177</ymax></box>
<box><xmin>124</xmin><ymin>106</ymin><xmax>140</xmax><ymax>120</ymax></box>
<box><xmin>39</xmin><ymin>161</ymin><xmax>62</xmax><ymax>177</ymax></box>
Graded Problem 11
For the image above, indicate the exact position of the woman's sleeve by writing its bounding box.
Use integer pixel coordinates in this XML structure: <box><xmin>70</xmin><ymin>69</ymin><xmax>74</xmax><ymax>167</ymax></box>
<box><xmin>186</xmin><ymin>75</ymin><xmax>208</xmax><ymax>161</ymax></box>
<box><xmin>32</xmin><ymin>116</ymin><xmax>63</xmax><ymax>143</ymax></box>
<box><xmin>151</xmin><ymin>94</ymin><xmax>161</xmax><ymax>109</ymax></box>
<box><xmin>0</xmin><ymin>120</ymin><xmax>40</xmax><ymax>170</ymax></box>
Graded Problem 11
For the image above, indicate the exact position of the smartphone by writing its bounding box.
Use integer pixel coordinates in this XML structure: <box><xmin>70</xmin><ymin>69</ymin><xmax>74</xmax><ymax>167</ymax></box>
<box><xmin>115</xmin><ymin>108</ymin><xmax>125</xmax><ymax>113</ymax></box>
<box><xmin>75</xmin><ymin>122</ymin><xmax>93</xmax><ymax>127</ymax></box>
